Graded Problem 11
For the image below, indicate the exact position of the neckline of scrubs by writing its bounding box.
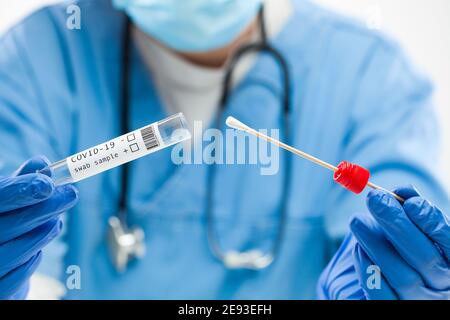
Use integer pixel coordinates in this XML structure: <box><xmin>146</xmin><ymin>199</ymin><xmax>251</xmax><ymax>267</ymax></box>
<box><xmin>127</xmin><ymin>3</ymin><xmax>302</xmax><ymax>224</ymax></box>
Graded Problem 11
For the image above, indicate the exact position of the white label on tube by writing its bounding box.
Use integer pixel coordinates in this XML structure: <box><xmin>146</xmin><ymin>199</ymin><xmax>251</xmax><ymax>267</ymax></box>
<box><xmin>67</xmin><ymin>123</ymin><xmax>164</xmax><ymax>182</ymax></box>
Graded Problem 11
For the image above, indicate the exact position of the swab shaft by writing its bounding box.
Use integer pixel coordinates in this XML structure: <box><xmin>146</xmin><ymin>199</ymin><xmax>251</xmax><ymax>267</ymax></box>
<box><xmin>367</xmin><ymin>182</ymin><xmax>404</xmax><ymax>202</ymax></box>
<box><xmin>235</xmin><ymin>124</ymin><xmax>338</xmax><ymax>172</ymax></box>
<box><xmin>227</xmin><ymin>117</ymin><xmax>404</xmax><ymax>202</ymax></box>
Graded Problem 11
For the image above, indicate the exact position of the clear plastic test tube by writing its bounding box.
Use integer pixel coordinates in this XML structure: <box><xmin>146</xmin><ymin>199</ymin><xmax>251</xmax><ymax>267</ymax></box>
<box><xmin>43</xmin><ymin>113</ymin><xmax>191</xmax><ymax>186</ymax></box>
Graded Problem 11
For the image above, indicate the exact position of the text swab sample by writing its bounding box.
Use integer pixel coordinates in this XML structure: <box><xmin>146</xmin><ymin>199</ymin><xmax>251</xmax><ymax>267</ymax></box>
<box><xmin>41</xmin><ymin>113</ymin><xmax>191</xmax><ymax>186</ymax></box>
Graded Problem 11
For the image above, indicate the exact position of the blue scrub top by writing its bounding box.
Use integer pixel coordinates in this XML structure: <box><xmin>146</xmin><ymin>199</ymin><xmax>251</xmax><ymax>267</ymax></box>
<box><xmin>0</xmin><ymin>0</ymin><xmax>448</xmax><ymax>299</ymax></box>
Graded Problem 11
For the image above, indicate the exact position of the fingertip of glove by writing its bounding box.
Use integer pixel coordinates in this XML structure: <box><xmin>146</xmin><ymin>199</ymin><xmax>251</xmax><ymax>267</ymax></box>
<box><xmin>366</xmin><ymin>189</ymin><xmax>402</xmax><ymax>220</ymax></box>
<box><xmin>350</xmin><ymin>214</ymin><xmax>379</xmax><ymax>241</ymax></box>
<box><xmin>367</xmin><ymin>188</ymin><xmax>384</xmax><ymax>199</ymax></box>
<box><xmin>37</xmin><ymin>218</ymin><xmax>64</xmax><ymax>240</ymax></box>
<box><xmin>29</xmin><ymin>174</ymin><xmax>54</xmax><ymax>200</ymax></box>
<box><xmin>350</xmin><ymin>215</ymin><xmax>368</xmax><ymax>236</ymax></box>
<box><xmin>350</xmin><ymin>216</ymin><xmax>362</xmax><ymax>230</ymax></box>
<box><xmin>366</xmin><ymin>189</ymin><xmax>386</xmax><ymax>210</ymax></box>
<box><xmin>392</xmin><ymin>184</ymin><xmax>421</xmax><ymax>200</ymax></box>
<box><xmin>15</xmin><ymin>156</ymin><xmax>52</xmax><ymax>176</ymax></box>
<box><xmin>54</xmin><ymin>218</ymin><xmax>64</xmax><ymax>235</ymax></box>
<box><xmin>403</xmin><ymin>196</ymin><xmax>431</xmax><ymax>218</ymax></box>
<box><xmin>403</xmin><ymin>195</ymin><xmax>423</xmax><ymax>207</ymax></box>
<box><xmin>63</xmin><ymin>184</ymin><xmax>79</xmax><ymax>200</ymax></box>
<box><xmin>31</xmin><ymin>155</ymin><xmax>51</xmax><ymax>167</ymax></box>
<box><xmin>55</xmin><ymin>184</ymin><xmax>79</xmax><ymax>208</ymax></box>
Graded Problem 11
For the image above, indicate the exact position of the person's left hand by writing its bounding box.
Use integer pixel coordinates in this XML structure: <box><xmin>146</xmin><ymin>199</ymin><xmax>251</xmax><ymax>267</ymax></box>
<box><xmin>318</xmin><ymin>185</ymin><xmax>450</xmax><ymax>300</ymax></box>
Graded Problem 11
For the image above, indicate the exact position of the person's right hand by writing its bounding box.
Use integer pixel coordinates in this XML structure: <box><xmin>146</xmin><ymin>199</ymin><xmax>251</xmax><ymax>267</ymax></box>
<box><xmin>318</xmin><ymin>185</ymin><xmax>450</xmax><ymax>300</ymax></box>
<box><xmin>0</xmin><ymin>156</ymin><xmax>78</xmax><ymax>299</ymax></box>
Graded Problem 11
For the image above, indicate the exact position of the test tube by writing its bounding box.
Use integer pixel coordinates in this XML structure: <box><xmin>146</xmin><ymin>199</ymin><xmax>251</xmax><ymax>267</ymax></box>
<box><xmin>43</xmin><ymin>113</ymin><xmax>191</xmax><ymax>186</ymax></box>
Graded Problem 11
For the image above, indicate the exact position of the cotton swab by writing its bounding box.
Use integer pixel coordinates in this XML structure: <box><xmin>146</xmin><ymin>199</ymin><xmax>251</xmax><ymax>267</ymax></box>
<box><xmin>226</xmin><ymin>116</ymin><xmax>404</xmax><ymax>202</ymax></box>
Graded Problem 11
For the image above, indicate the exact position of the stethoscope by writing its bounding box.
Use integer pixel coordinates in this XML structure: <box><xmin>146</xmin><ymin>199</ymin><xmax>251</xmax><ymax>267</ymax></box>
<box><xmin>107</xmin><ymin>6</ymin><xmax>292</xmax><ymax>272</ymax></box>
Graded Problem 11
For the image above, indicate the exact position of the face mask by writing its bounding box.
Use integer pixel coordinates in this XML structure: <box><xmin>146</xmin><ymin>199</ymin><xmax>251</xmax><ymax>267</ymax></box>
<box><xmin>113</xmin><ymin>0</ymin><xmax>262</xmax><ymax>52</ymax></box>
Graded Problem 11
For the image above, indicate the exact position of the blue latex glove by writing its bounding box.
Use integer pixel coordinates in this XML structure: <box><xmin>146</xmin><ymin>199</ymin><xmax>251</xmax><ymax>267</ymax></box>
<box><xmin>0</xmin><ymin>156</ymin><xmax>78</xmax><ymax>299</ymax></box>
<box><xmin>317</xmin><ymin>233</ymin><xmax>365</xmax><ymax>300</ymax></box>
<box><xmin>318</xmin><ymin>185</ymin><xmax>450</xmax><ymax>300</ymax></box>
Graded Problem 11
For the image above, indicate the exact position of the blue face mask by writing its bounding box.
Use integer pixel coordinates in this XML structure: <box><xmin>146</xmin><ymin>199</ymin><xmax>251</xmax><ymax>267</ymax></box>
<box><xmin>113</xmin><ymin>0</ymin><xmax>262</xmax><ymax>52</ymax></box>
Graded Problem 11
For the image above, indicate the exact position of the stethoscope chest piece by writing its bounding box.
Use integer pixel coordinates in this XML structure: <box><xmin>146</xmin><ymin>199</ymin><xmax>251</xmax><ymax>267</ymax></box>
<box><xmin>107</xmin><ymin>216</ymin><xmax>146</xmax><ymax>273</ymax></box>
<box><xmin>223</xmin><ymin>250</ymin><xmax>274</xmax><ymax>270</ymax></box>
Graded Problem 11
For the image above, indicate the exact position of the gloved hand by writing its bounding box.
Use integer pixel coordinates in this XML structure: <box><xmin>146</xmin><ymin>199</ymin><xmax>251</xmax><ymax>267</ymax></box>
<box><xmin>316</xmin><ymin>232</ymin><xmax>365</xmax><ymax>299</ymax></box>
<box><xmin>0</xmin><ymin>156</ymin><xmax>78</xmax><ymax>299</ymax></box>
<box><xmin>318</xmin><ymin>185</ymin><xmax>450</xmax><ymax>300</ymax></box>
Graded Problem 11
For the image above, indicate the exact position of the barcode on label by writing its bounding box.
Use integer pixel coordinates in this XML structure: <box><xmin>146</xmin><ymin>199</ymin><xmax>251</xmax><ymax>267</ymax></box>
<box><xmin>140</xmin><ymin>125</ymin><xmax>160</xmax><ymax>150</ymax></box>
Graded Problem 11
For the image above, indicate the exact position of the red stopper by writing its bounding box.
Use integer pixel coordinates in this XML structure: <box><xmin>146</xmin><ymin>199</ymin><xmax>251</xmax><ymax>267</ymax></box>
<box><xmin>333</xmin><ymin>161</ymin><xmax>370</xmax><ymax>194</ymax></box>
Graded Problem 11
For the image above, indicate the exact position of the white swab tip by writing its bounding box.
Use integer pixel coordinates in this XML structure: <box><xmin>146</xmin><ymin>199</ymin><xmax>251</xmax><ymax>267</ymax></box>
<box><xmin>226</xmin><ymin>116</ymin><xmax>249</xmax><ymax>131</ymax></box>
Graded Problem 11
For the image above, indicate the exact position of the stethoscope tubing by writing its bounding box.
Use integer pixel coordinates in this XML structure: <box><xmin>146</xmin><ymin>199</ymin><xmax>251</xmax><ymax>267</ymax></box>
<box><xmin>117</xmin><ymin>6</ymin><xmax>293</xmax><ymax>270</ymax></box>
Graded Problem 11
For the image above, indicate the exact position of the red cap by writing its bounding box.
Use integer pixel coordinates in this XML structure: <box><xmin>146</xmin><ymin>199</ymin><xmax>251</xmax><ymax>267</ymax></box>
<box><xmin>333</xmin><ymin>161</ymin><xmax>370</xmax><ymax>194</ymax></box>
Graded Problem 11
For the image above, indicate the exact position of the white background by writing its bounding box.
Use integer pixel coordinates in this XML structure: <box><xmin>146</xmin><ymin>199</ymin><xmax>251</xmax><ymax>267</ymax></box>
<box><xmin>0</xmin><ymin>0</ymin><xmax>449</xmax><ymax>185</ymax></box>
<box><xmin>315</xmin><ymin>0</ymin><xmax>450</xmax><ymax>187</ymax></box>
